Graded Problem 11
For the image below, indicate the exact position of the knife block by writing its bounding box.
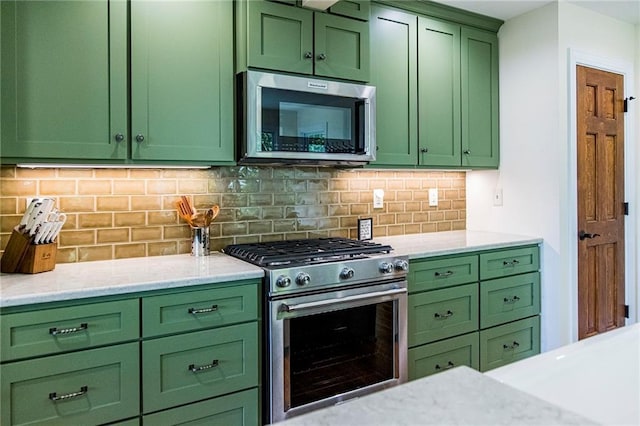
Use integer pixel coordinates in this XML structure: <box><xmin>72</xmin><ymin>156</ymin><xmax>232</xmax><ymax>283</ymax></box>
<box><xmin>1</xmin><ymin>227</ymin><xmax>57</xmax><ymax>274</ymax></box>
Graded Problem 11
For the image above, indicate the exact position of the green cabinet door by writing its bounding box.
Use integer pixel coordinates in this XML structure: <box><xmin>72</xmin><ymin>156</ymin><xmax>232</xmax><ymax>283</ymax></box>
<box><xmin>245</xmin><ymin>0</ymin><xmax>314</xmax><ymax>75</ymax></box>
<box><xmin>462</xmin><ymin>27</ymin><xmax>499</xmax><ymax>168</ymax></box>
<box><xmin>369</xmin><ymin>5</ymin><xmax>417</xmax><ymax>166</ymax></box>
<box><xmin>131</xmin><ymin>0</ymin><xmax>234</xmax><ymax>164</ymax></box>
<box><xmin>314</xmin><ymin>13</ymin><xmax>369</xmax><ymax>81</ymax></box>
<box><xmin>417</xmin><ymin>17</ymin><xmax>461</xmax><ymax>167</ymax></box>
<box><xmin>0</xmin><ymin>0</ymin><xmax>127</xmax><ymax>162</ymax></box>
<box><xmin>329</xmin><ymin>0</ymin><xmax>370</xmax><ymax>21</ymax></box>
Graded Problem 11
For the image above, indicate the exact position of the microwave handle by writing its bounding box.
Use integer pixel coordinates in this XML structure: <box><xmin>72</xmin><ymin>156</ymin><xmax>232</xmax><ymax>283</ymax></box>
<box><xmin>356</xmin><ymin>99</ymin><xmax>366</xmax><ymax>152</ymax></box>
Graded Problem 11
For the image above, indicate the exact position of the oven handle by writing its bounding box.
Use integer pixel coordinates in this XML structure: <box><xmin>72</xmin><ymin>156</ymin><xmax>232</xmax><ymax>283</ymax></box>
<box><xmin>279</xmin><ymin>287</ymin><xmax>407</xmax><ymax>314</ymax></box>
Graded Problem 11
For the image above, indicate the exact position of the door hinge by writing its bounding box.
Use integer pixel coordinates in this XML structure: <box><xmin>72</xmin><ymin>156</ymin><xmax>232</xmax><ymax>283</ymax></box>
<box><xmin>623</xmin><ymin>96</ymin><xmax>635</xmax><ymax>112</ymax></box>
<box><xmin>624</xmin><ymin>305</ymin><xmax>630</xmax><ymax>318</ymax></box>
<box><xmin>623</xmin><ymin>202</ymin><xmax>629</xmax><ymax>215</ymax></box>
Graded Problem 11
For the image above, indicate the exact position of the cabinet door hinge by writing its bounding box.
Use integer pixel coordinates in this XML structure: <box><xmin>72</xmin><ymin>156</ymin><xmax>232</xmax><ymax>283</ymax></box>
<box><xmin>623</xmin><ymin>202</ymin><xmax>629</xmax><ymax>216</ymax></box>
<box><xmin>624</xmin><ymin>305</ymin><xmax>630</xmax><ymax>318</ymax></box>
<box><xmin>623</xmin><ymin>96</ymin><xmax>635</xmax><ymax>113</ymax></box>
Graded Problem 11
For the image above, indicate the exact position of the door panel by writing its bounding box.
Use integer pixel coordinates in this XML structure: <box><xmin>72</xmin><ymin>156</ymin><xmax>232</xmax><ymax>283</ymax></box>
<box><xmin>417</xmin><ymin>17</ymin><xmax>460</xmax><ymax>166</ymax></box>
<box><xmin>576</xmin><ymin>65</ymin><xmax>625</xmax><ymax>339</ymax></box>
<box><xmin>0</xmin><ymin>0</ymin><xmax>127</xmax><ymax>161</ymax></box>
<box><xmin>314</xmin><ymin>13</ymin><xmax>369</xmax><ymax>81</ymax></box>
<box><xmin>131</xmin><ymin>0</ymin><xmax>234</xmax><ymax>163</ymax></box>
<box><xmin>369</xmin><ymin>5</ymin><xmax>417</xmax><ymax>166</ymax></box>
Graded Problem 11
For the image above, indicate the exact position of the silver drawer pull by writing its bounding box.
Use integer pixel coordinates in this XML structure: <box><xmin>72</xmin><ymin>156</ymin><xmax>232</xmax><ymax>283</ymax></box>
<box><xmin>188</xmin><ymin>305</ymin><xmax>218</xmax><ymax>315</ymax></box>
<box><xmin>49</xmin><ymin>323</ymin><xmax>88</xmax><ymax>336</ymax></box>
<box><xmin>503</xmin><ymin>259</ymin><xmax>520</xmax><ymax>266</ymax></box>
<box><xmin>503</xmin><ymin>296</ymin><xmax>521</xmax><ymax>304</ymax></box>
<box><xmin>188</xmin><ymin>359</ymin><xmax>219</xmax><ymax>373</ymax></box>
<box><xmin>434</xmin><ymin>270</ymin><xmax>454</xmax><ymax>278</ymax></box>
<box><xmin>434</xmin><ymin>310</ymin><xmax>454</xmax><ymax>319</ymax></box>
<box><xmin>49</xmin><ymin>385</ymin><xmax>88</xmax><ymax>402</ymax></box>
<box><xmin>435</xmin><ymin>361</ymin><xmax>455</xmax><ymax>370</ymax></box>
<box><xmin>503</xmin><ymin>341</ymin><xmax>520</xmax><ymax>351</ymax></box>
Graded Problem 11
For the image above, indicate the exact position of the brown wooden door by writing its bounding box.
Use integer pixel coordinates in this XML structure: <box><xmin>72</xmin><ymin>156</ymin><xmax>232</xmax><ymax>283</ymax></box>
<box><xmin>576</xmin><ymin>65</ymin><xmax>626</xmax><ymax>339</ymax></box>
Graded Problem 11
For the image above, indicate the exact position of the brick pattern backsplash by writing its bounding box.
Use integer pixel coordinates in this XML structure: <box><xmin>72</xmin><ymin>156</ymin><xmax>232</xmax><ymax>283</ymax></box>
<box><xmin>0</xmin><ymin>166</ymin><xmax>466</xmax><ymax>263</ymax></box>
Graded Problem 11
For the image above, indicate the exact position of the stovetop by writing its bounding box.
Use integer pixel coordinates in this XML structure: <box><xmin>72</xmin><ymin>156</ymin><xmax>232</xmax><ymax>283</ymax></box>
<box><xmin>223</xmin><ymin>237</ymin><xmax>393</xmax><ymax>268</ymax></box>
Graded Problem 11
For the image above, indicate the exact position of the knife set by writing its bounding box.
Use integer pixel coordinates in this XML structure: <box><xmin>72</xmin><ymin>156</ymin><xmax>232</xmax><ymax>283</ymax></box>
<box><xmin>1</xmin><ymin>198</ymin><xmax>66</xmax><ymax>274</ymax></box>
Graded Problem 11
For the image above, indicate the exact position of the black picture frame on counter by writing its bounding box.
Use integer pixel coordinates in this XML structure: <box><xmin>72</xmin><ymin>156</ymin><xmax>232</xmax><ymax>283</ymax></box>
<box><xmin>358</xmin><ymin>218</ymin><xmax>373</xmax><ymax>240</ymax></box>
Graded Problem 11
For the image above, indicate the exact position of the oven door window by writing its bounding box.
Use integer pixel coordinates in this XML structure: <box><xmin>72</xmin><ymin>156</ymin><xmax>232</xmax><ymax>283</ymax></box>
<box><xmin>260</xmin><ymin>88</ymin><xmax>364</xmax><ymax>155</ymax></box>
<box><xmin>284</xmin><ymin>301</ymin><xmax>395</xmax><ymax>410</ymax></box>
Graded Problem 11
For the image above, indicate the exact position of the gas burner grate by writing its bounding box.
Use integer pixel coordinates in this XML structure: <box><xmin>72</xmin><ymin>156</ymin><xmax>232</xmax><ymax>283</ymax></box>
<box><xmin>223</xmin><ymin>237</ymin><xmax>392</xmax><ymax>267</ymax></box>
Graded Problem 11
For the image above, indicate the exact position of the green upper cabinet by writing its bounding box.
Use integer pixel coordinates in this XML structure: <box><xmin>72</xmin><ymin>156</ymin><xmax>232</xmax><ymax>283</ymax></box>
<box><xmin>370</xmin><ymin>5</ymin><xmax>499</xmax><ymax>169</ymax></box>
<box><xmin>417</xmin><ymin>17</ymin><xmax>461</xmax><ymax>167</ymax></box>
<box><xmin>238</xmin><ymin>0</ymin><xmax>370</xmax><ymax>82</ymax></box>
<box><xmin>0</xmin><ymin>0</ymin><xmax>234</xmax><ymax>166</ymax></box>
<box><xmin>0</xmin><ymin>0</ymin><xmax>128</xmax><ymax>162</ymax></box>
<box><xmin>370</xmin><ymin>5</ymin><xmax>417</xmax><ymax>166</ymax></box>
<box><xmin>130</xmin><ymin>0</ymin><xmax>234</xmax><ymax>163</ymax></box>
<box><xmin>461</xmin><ymin>27</ymin><xmax>499</xmax><ymax>168</ymax></box>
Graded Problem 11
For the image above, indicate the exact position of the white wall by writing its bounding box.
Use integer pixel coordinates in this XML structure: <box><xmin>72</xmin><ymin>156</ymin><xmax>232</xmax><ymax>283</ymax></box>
<box><xmin>467</xmin><ymin>1</ymin><xmax>639</xmax><ymax>351</ymax></box>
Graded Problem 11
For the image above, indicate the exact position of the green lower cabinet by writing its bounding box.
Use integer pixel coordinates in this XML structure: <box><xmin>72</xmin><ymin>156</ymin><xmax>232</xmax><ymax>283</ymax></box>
<box><xmin>479</xmin><ymin>246</ymin><xmax>540</xmax><ymax>280</ymax></box>
<box><xmin>408</xmin><ymin>332</ymin><xmax>479</xmax><ymax>380</ymax></box>
<box><xmin>408</xmin><ymin>283</ymin><xmax>478</xmax><ymax>347</ymax></box>
<box><xmin>0</xmin><ymin>343</ymin><xmax>139</xmax><ymax>426</ymax></box>
<box><xmin>142</xmin><ymin>322</ymin><xmax>259</xmax><ymax>413</ymax></box>
<box><xmin>142</xmin><ymin>388</ymin><xmax>259</xmax><ymax>426</ymax></box>
<box><xmin>409</xmin><ymin>254</ymin><xmax>478</xmax><ymax>292</ymax></box>
<box><xmin>480</xmin><ymin>316</ymin><xmax>541</xmax><ymax>372</ymax></box>
<box><xmin>480</xmin><ymin>272</ymin><xmax>541</xmax><ymax>329</ymax></box>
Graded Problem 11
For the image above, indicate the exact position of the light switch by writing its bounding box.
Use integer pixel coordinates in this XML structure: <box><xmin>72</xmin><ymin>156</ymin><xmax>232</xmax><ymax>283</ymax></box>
<box><xmin>373</xmin><ymin>189</ymin><xmax>384</xmax><ymax>208</ymax></box>
<box><xmin>428</xmin><ymin>188</ymin><xmax>438</xmax><ymax>207</ymax></box>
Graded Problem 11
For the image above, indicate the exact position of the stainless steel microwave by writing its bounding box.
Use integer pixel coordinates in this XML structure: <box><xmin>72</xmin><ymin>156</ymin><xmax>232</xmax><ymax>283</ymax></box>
<box><xmin>237</xmin><ymin>71</ymin><xmax>376</xmax><ymax>166</ymax></box>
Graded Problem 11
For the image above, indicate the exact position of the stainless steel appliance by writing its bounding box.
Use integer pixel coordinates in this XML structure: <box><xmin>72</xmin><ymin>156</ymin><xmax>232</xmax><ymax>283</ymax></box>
<box><xmin>223</xmin><ymin>238</ymin><xmax>408</xmax><ymax>424</ymax></box>
<box><xmin>237</xmin><ymin>70</ymin><xmax>376</xmax><ymax>166</ymax></box>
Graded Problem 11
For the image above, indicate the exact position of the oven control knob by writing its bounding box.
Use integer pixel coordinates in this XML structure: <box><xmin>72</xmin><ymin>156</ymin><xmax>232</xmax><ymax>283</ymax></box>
<box><xmin>296</xmin><ymin>272</ymin><xmax>311</xmax><ymax>286</ymax></box>
<box><xmin>340</xmin><ymin>267</ymin><xmax>355</xmax><ymax>280</ymax></box>
<box><xmin>276</xmin><ymin>275</ymin><xmax>292</xmax><ymax>288</ymax></box>
<box><xmin>394</xmin><ymin>259</ymin><xmax>409</xmax><ymax>272</ymax></box>
<box><xmin>379</xmin><ymin>262</ymin><xmax>394</xmax><ymax>274</ymax></box>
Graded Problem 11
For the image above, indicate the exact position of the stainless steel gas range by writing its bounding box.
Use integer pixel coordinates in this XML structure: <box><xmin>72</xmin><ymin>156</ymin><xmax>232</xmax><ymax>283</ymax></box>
<box><xmin>224</xmin><ymin>237</ymin><xmax>408</xmax><ymax>424</ymax></box>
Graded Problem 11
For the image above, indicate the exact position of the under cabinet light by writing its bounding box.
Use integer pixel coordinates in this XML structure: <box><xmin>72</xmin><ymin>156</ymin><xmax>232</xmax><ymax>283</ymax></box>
<box><xmin>16</xmin><ymin>163</ymin><xmax>211</xmax><ymax>169</ymax></box>
<box><xmin>301</xmin><ymin>0</ymin><xmax>339</xmax><ymax>10</ymax></box>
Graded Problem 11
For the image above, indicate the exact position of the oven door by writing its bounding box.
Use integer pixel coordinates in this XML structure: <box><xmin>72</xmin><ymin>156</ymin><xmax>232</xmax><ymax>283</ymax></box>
<box><xmin>268</xmin><ymin>281</ymin><xmax>407</xmax><ymax>423</ymax></box>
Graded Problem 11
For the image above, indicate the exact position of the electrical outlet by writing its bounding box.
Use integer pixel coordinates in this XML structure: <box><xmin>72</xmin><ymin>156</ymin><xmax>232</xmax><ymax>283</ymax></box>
<box><xmin>373</xmin><ymin>189</ymin><xmax>384</xmax><ymax>208</ymax></box>
<box><xmin>428</xmin><ymin>188</ymin><xmax>438</xmax><ymax>207</ymax></box>
<box><xmin>493</xmin><ymin>188</ymin><xmax>503</xmax><ymax>206</ymax></box>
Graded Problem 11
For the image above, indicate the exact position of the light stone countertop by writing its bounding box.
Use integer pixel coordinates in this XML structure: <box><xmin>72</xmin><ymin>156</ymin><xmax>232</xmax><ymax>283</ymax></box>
<box><xmin>275</xmin><ymin>366</ymin><xmax>596</xmax><ymax>426</ymax></box>
<box><xmin>0</xmin><ymin>252</ymin><xmax>264</xmax><ymax>308</ymax></box>
<box><xmin>373</xmin><ymin>230</ymin><xmax>542</xmax><ymax>259</ymax></box>
<box><xmin>0</xmin><ymin>230</ymin><xmax>541</xmax><ymax>308</ymax></box>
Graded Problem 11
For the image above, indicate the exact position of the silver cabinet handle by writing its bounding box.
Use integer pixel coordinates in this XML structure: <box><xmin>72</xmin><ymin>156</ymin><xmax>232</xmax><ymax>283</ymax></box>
<box><xmin>503</xmin><ymin>296</ymin><xmax>521</xmax><ymax>304</ymax></box>
<box><xmin>49</xmin><ymin>323</ymin><xmax>88</xmax><ymax>336</ymax></box>
<box><xmin>49</xmin><ymin>385</ymin><xmax>88</xmax><ymax>402</ymax></box>
<box><xmin>434</xmin><ymin>270</ymin><xmax>454</xmax><ymax>278</ymax></box>
<box><xmin>503</xmin><ymin>259</ymin><xmax>520</xmax><ymax>266</ymax></box>
<box><xmin>189</xmin><ymin>359</ymin><xmax>219</xmax><ymax>373</ymax></box>
<box><xmin>135</xmin><ymin>134</ymin><xmax>145</xmax><ymax>143</ymax></box>
<box><xmin>434</xmin><ymin>310</ymin><xmax>453</xmax><ymax>319</ymax></box>
<box><xmin>188</xmin><ymin>305</ymin><xmax>218</xmax><ymax>315</ymax></box>
<box><xmin>435</xmin><ymin>361</ymin><xmax>455</xmax><ymax>370</ymax></box>
<box><xmin>317</xmin><ymin>53</ymin><xmax>326</xmax><ymax>60</ymax></box>
<box><xmin>503</xmin><ymin>341</ymin><xmax>520</xmax><ymax>350</ymax></box>
<box><xmin>304</xmin><ymin>51</ymin><xmax>313</xmax><ymax>59</ymax></box>
<box><xmin>114</xmin><ymin>133</ymin><xmax>125</xmax><ymax>143</ymax></box>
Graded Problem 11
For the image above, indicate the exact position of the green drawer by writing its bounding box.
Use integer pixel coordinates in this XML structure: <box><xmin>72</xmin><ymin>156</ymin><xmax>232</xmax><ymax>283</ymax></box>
<box><xmin>480</xmin><ymin>272</ymin><xmax>541</xmax><ymax>329</ymax></box>
<box><xmin>142</xmin><ymin>322</ymin><xmax>259</xmax><ymax>413</ymax></box>
<box><xmin>408</xmin><ymin>283</ymin><xmax>478</xmax><ymax>347</ymax></box>
<box><xmin>479</xmin><ymin>245</ymin><xmax>539</xmax><ymax>280</ymax></box>
<box><xmin>0</xmin><ymin>342</ymin><xmax>139</xmax><ymax>426</ymax></box>
<box><xmin>408</xmin><ymin>332</ymin><xmax>479</xmax><ymax>380</ymax></box>
<box><xmin>1</xmin><ymin>299</ymin><xmax>139</xmax><ymax>362</ymax></box>
<box><xmin>142</xmin><ymin>388</ymin><xmax>259</xmax><ymax>426</ymax></box>
<box><xmin>142</xmin><ymin>282</ymin><xmax>259</xmax><ymax>337</ymax></box>
<box><xmin>409</xmin><ymin>255</ymin><xmax>478</xmax><ymax>293</ymax></box>
<box><xmin>480</xmin><ymin>316</ymin><xmax>540</xmax><ymax>372</ymax></box>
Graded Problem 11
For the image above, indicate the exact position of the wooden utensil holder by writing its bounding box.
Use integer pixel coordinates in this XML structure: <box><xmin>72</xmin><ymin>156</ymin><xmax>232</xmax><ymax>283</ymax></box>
<box><xmin>1</xmin><ymin>227</ymin><xmax>57</xmax><ymax>274</ymax></box>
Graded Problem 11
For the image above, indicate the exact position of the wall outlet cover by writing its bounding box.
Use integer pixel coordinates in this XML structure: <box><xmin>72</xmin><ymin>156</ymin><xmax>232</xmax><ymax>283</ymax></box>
<box><xmin>428</xmin><ymin>188</ymin><xmax>438</xmax><ymax>207</ymax></box>
<box><xmin>373</xmin><ymin>189</ymin><xmax>384</xmax><ymax>208</ymax></box>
